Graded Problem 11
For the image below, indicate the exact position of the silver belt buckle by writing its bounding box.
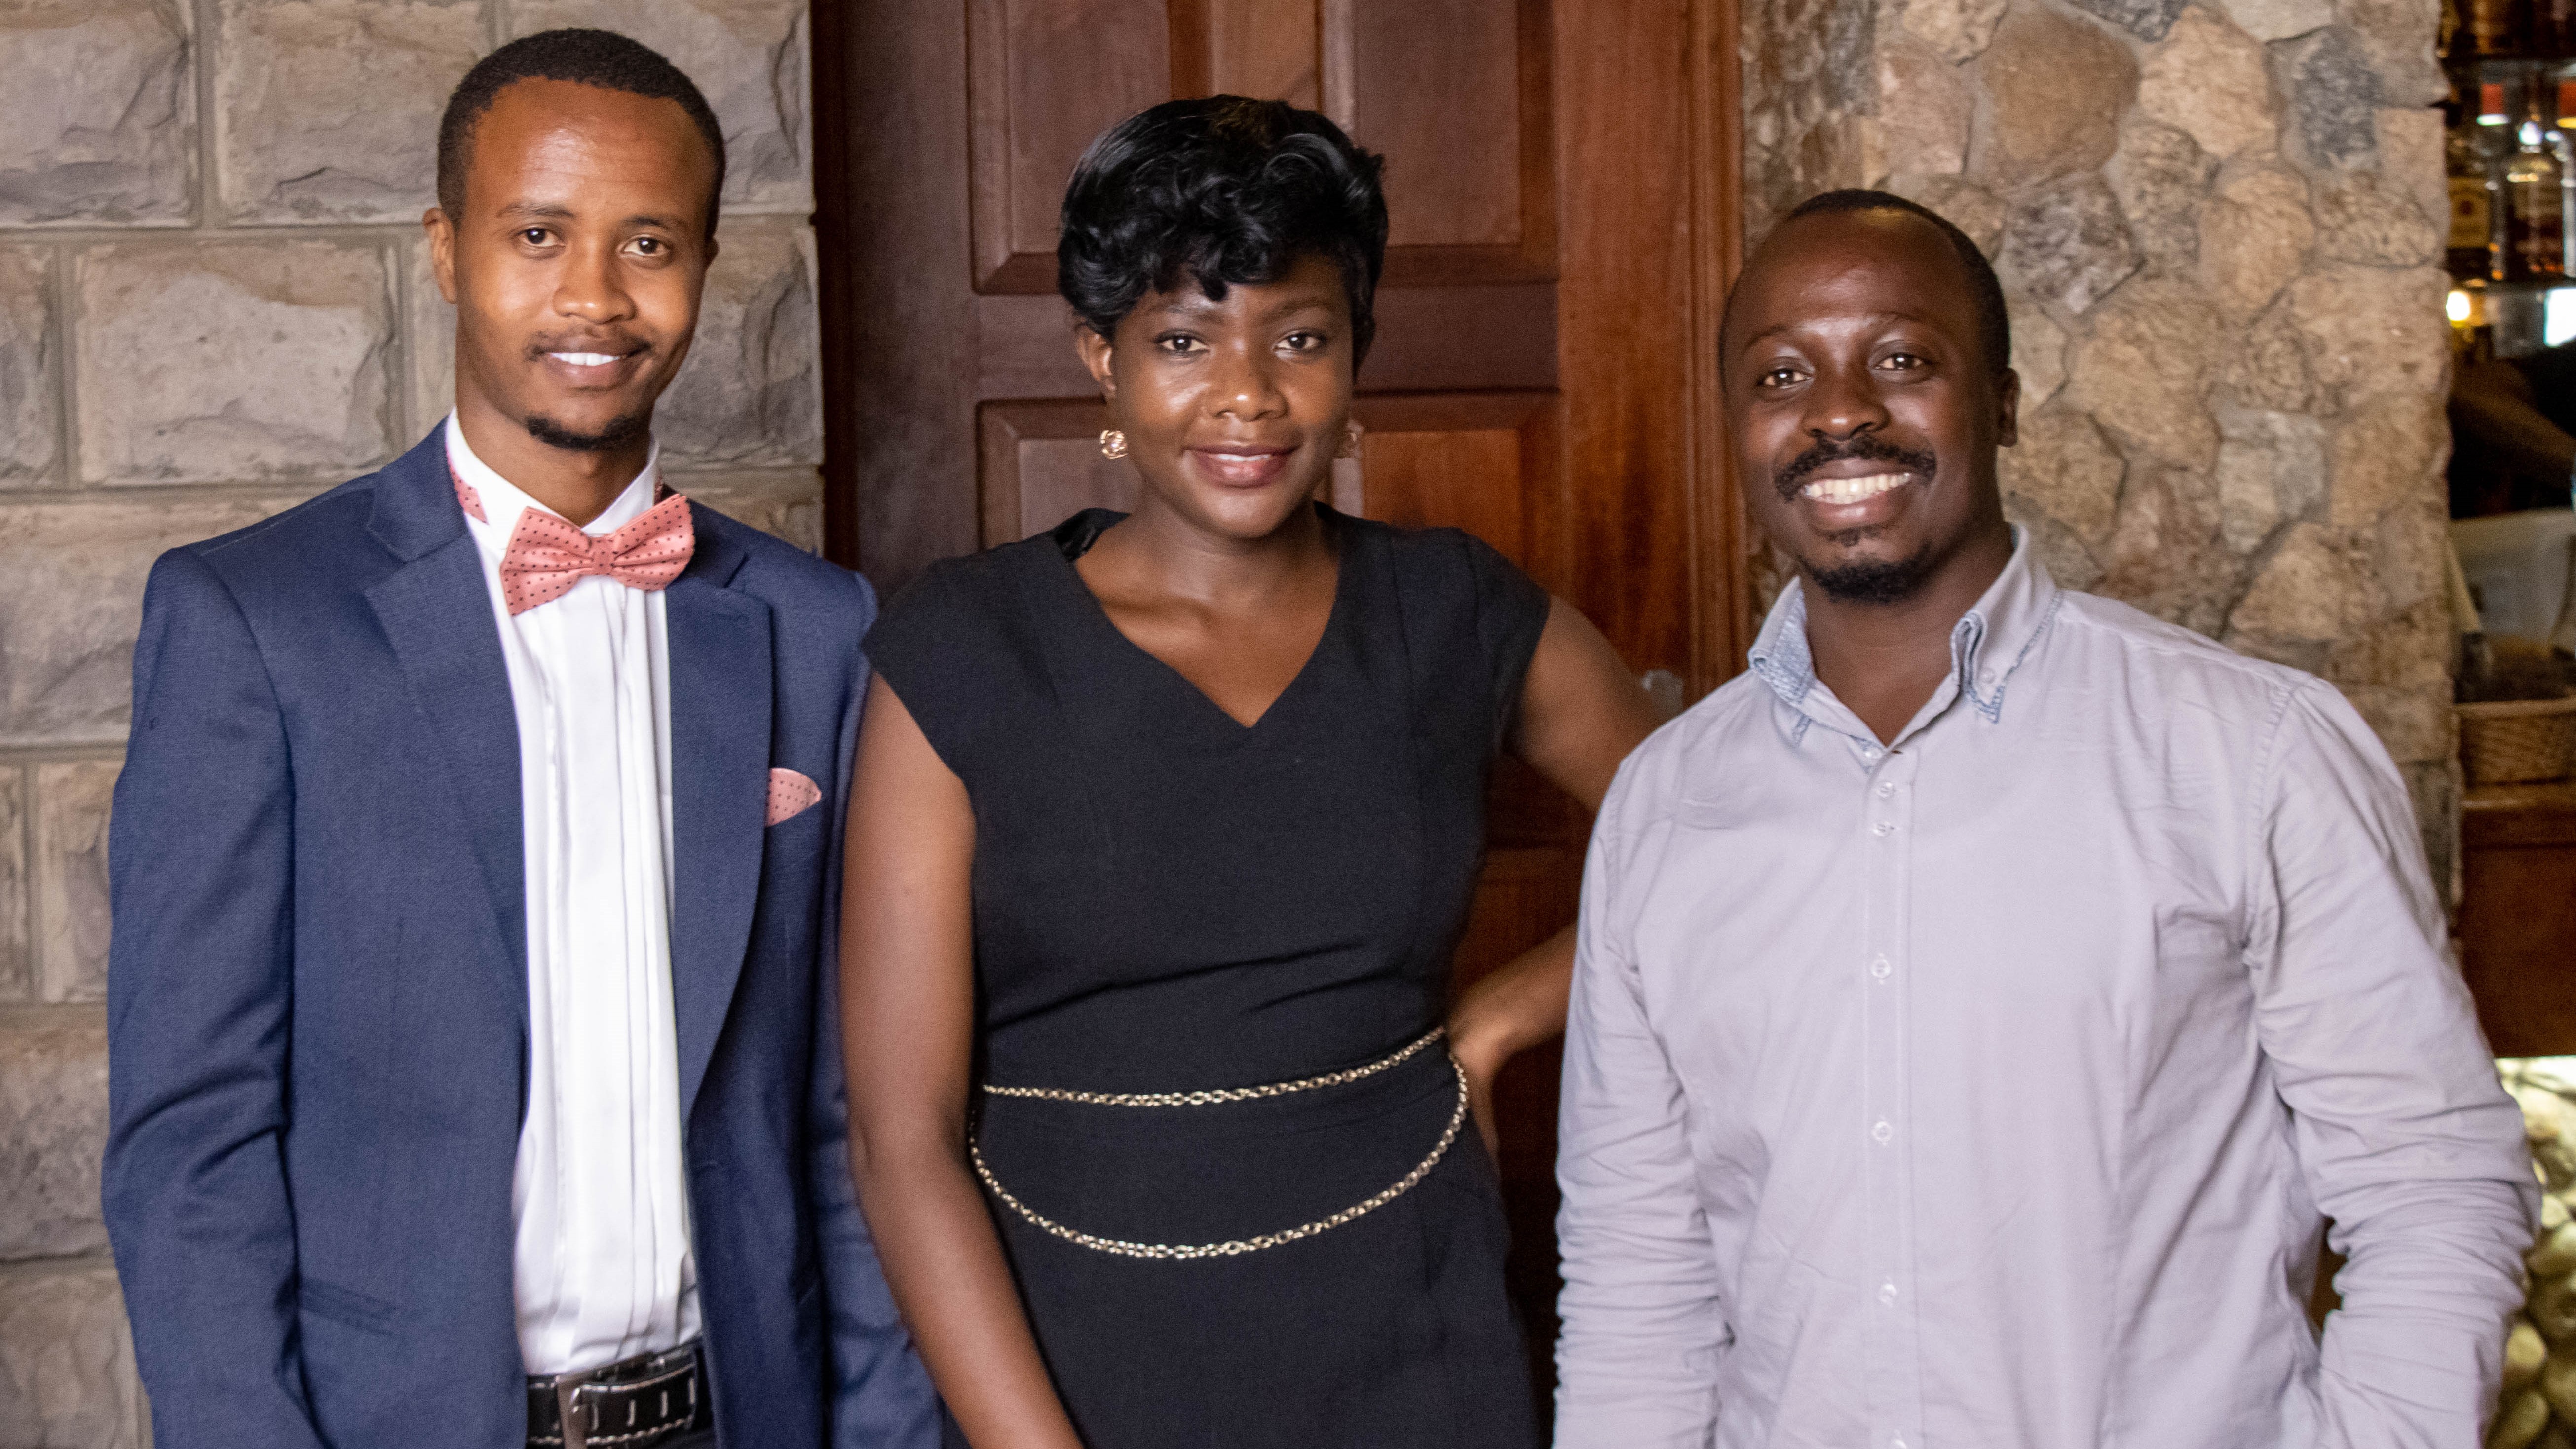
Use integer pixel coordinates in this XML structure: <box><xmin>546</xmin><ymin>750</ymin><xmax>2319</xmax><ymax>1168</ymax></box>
<box><xmin>552</xmin><ymin>1365</ymin><xmax>605</xmax><ymax>1449</ymax></box>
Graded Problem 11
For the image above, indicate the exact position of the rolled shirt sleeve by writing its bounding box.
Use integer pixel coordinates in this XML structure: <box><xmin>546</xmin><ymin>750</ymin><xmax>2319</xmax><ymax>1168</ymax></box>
<box><xmin>2246</xmin><ymin>683</ymin><xmax>2539</xmax><ymax>1449</ymax></box>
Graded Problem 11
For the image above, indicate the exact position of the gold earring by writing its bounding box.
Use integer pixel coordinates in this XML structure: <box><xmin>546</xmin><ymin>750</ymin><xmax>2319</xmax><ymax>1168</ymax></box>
<box><xmin>1099</xmin><ymin>428</ymin><xmax>1129</xmax><ymax>460</ymax></box>
<box><xmin>1337</xmin><ymin>421</ymin><xmax>1365</xmax><ymax>459</ymax></box>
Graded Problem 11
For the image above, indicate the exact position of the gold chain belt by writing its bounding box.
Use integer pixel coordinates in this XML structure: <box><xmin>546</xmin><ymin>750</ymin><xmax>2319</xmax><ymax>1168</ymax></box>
<box><xmin>971</xmin><ymin>1029</ymin><xmax>1466</xmax><ymax>1260</ymax></box>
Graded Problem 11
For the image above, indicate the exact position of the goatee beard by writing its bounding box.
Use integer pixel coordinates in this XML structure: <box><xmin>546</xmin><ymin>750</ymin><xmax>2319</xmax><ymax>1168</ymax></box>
<box><xmin>1807</xmin><ymin>545</ymin><xmax>1938</xmax><ymax>606</ymax></box>
<box><xmin>524</xmin><ymin>409</ymin><xmax>650</xmax><ymax>454</ymax></box>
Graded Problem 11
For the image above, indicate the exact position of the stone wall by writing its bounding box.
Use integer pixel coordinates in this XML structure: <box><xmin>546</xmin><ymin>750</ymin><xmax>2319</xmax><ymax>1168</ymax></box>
<box><xmin>0</xmin><ymin>3</ymin><xmax>823</xmax><ymax>1444</ymax></box>
<box><xmin>1741</xmin><ymin>0</ymin><xmax>2462</xmax><ymax>881</ymax></box>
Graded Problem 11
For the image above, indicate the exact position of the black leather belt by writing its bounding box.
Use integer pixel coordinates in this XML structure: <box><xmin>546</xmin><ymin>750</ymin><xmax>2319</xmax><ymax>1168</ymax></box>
<box><xmin>527</xmin><ymin>1341</ymin><xmax>706</xmax><ymax>1449</ymax></box>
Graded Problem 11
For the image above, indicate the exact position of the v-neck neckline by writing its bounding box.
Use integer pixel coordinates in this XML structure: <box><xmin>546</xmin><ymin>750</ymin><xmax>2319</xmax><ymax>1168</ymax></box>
<box><xmin>1045</xmin><ymin>505</ymin><xmax>1357</xmax><ymax>735</ymax></box>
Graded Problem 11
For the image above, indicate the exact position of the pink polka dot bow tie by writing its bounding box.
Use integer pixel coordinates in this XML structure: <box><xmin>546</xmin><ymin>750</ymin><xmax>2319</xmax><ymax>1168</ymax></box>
<box><xmin>495</xmin><ymin>493</ymin><xmax>695</xmax><ymax>616</ymax></box>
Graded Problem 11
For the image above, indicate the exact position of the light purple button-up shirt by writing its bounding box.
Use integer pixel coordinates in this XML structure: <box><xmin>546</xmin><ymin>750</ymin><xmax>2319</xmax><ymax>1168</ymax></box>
<box><xmin>1555</xmin><ymin>533</ymin><xmax>2537</xmax><ymax>1449</ymax></box>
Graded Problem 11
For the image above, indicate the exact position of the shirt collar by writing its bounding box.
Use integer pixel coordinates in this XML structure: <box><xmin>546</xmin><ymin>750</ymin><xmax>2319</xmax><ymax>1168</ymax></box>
<box><xmin>1746</xmin><ymin>525</ymin><xmax>2063</xmax><ymax>739</ymax></box>
<box><xmin>444</xmin><ymin>412</ymin><xmax>662</xmax><ymax>562</ymax></box>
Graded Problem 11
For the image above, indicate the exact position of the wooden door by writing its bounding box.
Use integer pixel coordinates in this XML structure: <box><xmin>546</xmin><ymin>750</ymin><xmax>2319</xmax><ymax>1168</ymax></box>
<box><xmin>811</xmin><ymin>0</ymin><xmax>1746</xmax><ymax>1395</ymax></box>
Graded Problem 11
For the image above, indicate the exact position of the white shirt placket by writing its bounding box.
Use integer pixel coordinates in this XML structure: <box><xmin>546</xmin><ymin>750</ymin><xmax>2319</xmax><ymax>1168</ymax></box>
<box><xmin>1862</xmin><ymin>736</ymin><xmax>1925</xmax><ymax>1449</ymax></box>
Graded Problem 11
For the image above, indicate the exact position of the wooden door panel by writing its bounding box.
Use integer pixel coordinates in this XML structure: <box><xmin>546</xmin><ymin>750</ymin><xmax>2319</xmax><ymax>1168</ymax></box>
<box><xmin>978</xmin><ymin>400</ymin><xmax>1138</xmax><ymax>544</ymax></box>
<box><xmin>1171</xmin><ymin>0</ymin><xmax>1321</xmax><ymax>105</ymax></box>
<box><xmin>1328</xmin><ymin>0</ymin><xmax>1548</xmax><ymax>268</ymax></box>
<box><xmin>969</xmin><ymin>0</ymin><xmax>1171</xmax><ymax>292</ymax></box>
<box><xmin>1347</xmin><ymin>391</ymin><xmax>1559</xmax><ymax>575</ymax></box>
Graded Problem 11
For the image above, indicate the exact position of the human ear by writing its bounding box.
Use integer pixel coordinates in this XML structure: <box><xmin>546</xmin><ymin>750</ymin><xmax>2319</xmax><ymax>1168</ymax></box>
<box><xmin>424</xmin><ymin>208</ymin><xmax>459</xmax><ymax>305</ymax></box>
<box><xmin>1994</xmin><ymin>367</ymin><xmax>2021</xmax><ymax>450</ymax></box>
<box><xmin>1074</xmin><ymin>324</ymin><xmax>1116</xmax><ymax>401</ymax></box>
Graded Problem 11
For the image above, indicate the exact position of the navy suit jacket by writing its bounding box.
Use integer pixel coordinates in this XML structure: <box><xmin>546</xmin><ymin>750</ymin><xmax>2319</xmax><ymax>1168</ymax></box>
<box><xmin>101</xmin><ymin>430</ymin><xmax>938</xmax><ymax>1449</ymax></box>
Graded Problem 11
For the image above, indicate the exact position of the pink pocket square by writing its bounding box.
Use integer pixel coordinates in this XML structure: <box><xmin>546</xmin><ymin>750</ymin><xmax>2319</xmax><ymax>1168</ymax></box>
<box><xmin>766</xmin><ymin>768</ymin><xmax>822</xmax><ymax>826</ymax></box>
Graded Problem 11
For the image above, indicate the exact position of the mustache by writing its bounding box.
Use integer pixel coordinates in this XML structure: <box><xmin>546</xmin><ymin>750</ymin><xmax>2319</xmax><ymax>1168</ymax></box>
<box><xmin>1774</xmin><ymin>435</ymin><xmax>1939</xmax><ymax>499</ymax></box>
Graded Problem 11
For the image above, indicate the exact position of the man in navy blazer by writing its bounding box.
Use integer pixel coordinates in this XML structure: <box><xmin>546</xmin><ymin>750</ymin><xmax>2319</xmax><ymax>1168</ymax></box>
<box><xmin>100</xmin><ymin>30</ymin><xmax>934</xmax><ymax>1449</ymax></box>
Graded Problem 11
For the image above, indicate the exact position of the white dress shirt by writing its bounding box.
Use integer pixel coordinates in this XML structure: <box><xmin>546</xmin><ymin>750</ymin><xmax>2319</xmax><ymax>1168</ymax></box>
<box><xmin>1556</xmin><ymin>530</ymin><xmax>2538</xmax><ymax>1449</ymax></box>
<box><xmin>447</xmin><ymin>415</ymin><xmax>701</xmax><ymax>1376</ymax></box>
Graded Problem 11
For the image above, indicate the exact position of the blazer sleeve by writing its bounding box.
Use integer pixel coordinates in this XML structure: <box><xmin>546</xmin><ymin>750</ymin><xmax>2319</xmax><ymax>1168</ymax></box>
<box><xmin>101</xmin><ymin>548</ymin><xmax>331</xmax><ymax>1449</ymax></box>
<box><xmin>807</xmin><ymin>572</ymin><xmax>942</xmax><ymax>1449</ymax></box>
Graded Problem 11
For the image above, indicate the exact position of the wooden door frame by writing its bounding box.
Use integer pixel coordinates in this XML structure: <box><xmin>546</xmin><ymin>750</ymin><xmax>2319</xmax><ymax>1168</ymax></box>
<box><xmin>809</xmin><ymin>0</ymin><xmax>1750</xmax><ymax>689</ymax></box>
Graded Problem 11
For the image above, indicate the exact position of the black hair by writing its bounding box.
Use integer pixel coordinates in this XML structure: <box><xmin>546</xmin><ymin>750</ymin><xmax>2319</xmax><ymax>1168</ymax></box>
<box><xmin>436</xmin><ymin>29</ymin><xmax>726</xmax><ymax>237</ymax></box>
<box><xmin>1058</xmin><ymin>97</ymin><xmax>1390</xmax><ymax>365</ymax></box>
<box><xmin>1727</xmin><ymin>189</ymin><xmax>2012</xmax><ymax>380</ymax></box>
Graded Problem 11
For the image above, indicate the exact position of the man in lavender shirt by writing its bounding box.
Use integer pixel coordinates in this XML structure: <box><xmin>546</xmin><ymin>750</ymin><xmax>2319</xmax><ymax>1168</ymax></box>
<box><xmin>1554</xmin><ymin>189</ymin><xmax>2537</xmax><ymax>1449</ymax></box>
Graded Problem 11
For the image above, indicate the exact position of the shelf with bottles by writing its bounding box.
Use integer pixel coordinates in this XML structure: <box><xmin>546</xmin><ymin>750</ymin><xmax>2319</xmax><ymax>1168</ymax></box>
<box><xmin>2445</xmin><ymin>71</ymin><xmax>2573</xmax><ymax>296</ymax></box>
<box><xmin>2440</xmin><ymin>0</ymin><xmax>2576</xmax><ymax>65</ymax></box>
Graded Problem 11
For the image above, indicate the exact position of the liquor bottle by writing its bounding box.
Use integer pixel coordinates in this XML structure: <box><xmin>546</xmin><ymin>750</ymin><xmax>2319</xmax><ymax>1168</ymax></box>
<box><xmin>2470</xmin><ymin>0</ymin><xmax>2529</xmax><ymax>55</ymax></box>
<box><xmin>2453</xmin><ymin>100</ymin><xmax>2501</xmax><ymax>280</ymax></box>
<box><xmin>2505</xmin><ymin>92</ymin><xmax>2569</xmax><ymax>281</ymax></box>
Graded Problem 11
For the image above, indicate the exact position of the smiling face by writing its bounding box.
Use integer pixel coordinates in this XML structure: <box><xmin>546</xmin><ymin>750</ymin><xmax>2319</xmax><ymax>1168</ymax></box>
<box><xmin>1725</xmin><ymin>208</ymin><xmax>2017</xmax><ymax>606</ymax></box>
<box><xmin>428</xmin><ymin>77</ymin><xmax>717</xmax><ymax>456</ymax></box>
<box><xmin>1077</xmin><ymin>252</ymin><xmax>1354</xmax><ymax>543</ymax></box>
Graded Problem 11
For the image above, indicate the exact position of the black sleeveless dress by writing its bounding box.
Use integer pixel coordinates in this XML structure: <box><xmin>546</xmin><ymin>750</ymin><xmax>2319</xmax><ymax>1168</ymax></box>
<box><xmin>864</xmin><ymin>506</ymin><xmax>1549</xmax><ymax>1449</ymax></box>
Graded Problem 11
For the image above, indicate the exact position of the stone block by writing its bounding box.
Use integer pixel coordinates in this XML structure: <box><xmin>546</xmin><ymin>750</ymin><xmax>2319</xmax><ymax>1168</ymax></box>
<box><xmin>2219</xmin><ymin>297</ymin><xmax>2322</xmax><ymax>412</ymax></box>
<box><xmin>2376</xmin><ymin>108</ymin><xmax>2450</xmax><ymax>229</ymax></box>
<box><xmin>2223</xmin><ymin>0</ymin><xmax>2332</xmax><ymax>38</ymax></box>
<box><xmin>0</xmin><ymin>249</ymin><xmax>58</xmax><ymax>489</ymax></box>
<box><xmin>2230</xmin><ymin>520</ymin><xmax>2374</xmax><ymax>640</ymax></box>
<box><xmin>0</xmin><ymin>0</ymin><xmax>195</xmax><ymax>227</ymax></box>
<box><xmin>2110</xmin><ymin>120</ymin><xmax>2218</xmax><ymax>273</ymax></box>
<box><xmin>2201</xmin><ymin>167</ymin><xmax>2315</xmax><ymax>321</ymax></box>
<box><xmin>36</xmin><ymin>762</ymin><xmax>117</xmax><ymax>1005</ymax></box>
<box><xmin>2000</xmin><ymin>406</ymin><xmax>2126</xmax><ymax>541</ymax></box>
<box><xmin>656</xmin><ymin>223</ymin><xmax>820</xmax><ymax>468</ymax></box>
<box><xmin>2214</xmin><ymin>405</ymin><xmax>2326</xmax><ymax>553</ymax></box>
<box><xmin>0</xmin><ymin>497</ymin><xmax>292</xmax><ymax>747</ymax></box>
<box><xmin>1890</xmin><ymin>174</ymin><xmax>2007</xmax><ymax>252</ymax></box>
<box><xmin>2009</xmin><ymin>295</ymin><xmax>2068</xmax><ymax>408</ymax></box>
<box><xmin>1999</xmin><ymin>176</ymin><xmax>2141</xmax><ymax>314</ymax></box>
<box><xmin>2100</xmin><ymin>463</ymin><xmax>2241</xmax><ymax>634</ymax></box>
<box><xmin>0</xmin><ymin>1009</ymin><xmax>111</xmax><ymax>1259</ymax></box>
<box><xmin>2340</xmin><ymin>682</ymin><xmax>2452</xmax><ymax>765</ymax></box>
<box><xmin>2326</xmin><ymin>590</ymin><xmax>2451</xmax><ymax>689</ymax></box>
<box><xmin>1879</xmin><ymin>40</ymin><xmax>1973</xmax><ymax>177</ymax></box>
<box><xmin>0</xmin><ymin>1260</ymin><xmax>142</xmax><ymax>1449</ymax></box>
<box><xmin>2328</xmin><ymin>393</ymin><xmax>2446</xmax><ymax>527</ymax></box>
<box><xmin>2286</xmin><ymin>27</ymin><xmax>2383</xmax><ymax>169</ymax></box>
<box><xmin>75</xmin><ymin>242</ymin><xmax>397</xmax><ymax>487</ymax></box>
<box><xmin>1976</xmin><ymin>5</ymin><xmax>2139</xmax><ymax>190</ymax></box>
<box><xmin>684</xmin><ymin>473</ymin><xmax>824</xmax><ymax>554</ymax></box>
<box><xmin>0</xmin><ymin>772</ymin><xmax>25</xmax><ymax>1003</ymax></box>
<box><xmin>215</xmin><ymin>0</ymin><xmax>488</xmax><ymax>224</ymax></box>
<box><xmin>2283</xmin><ymin>263</ymin><xmax>2449</xmax><ymax>411</ymax></box>
<box><xmin>508</xmin><ymin>0</ymin><xmax>810</xmax><ymax>211</ymax></box>
<box><xmin>2069</xmin><ymin>278</ymin><xmax>2223</xmax><ymax>468</ymax></box>
<box><xmin>2337</xmin><ymin>0</ymin><xmax>2448</xmax><ymax>107</ymax></box>
<box><xmin>2138</xmin><ymin>7</ymin><xmax>2279</xmax><ymax>159</ymax></box>
<box><xmin>2067</xmin><ymin>0</ymin><xmax>2191</xmax><ymax>40</ymax></box>
<box><xmin>1901</xmin><ymin>0</ymin><xmax>2010</xmax><ymax>60</ymax></box>
<box><xmin>2313</xmin><ymin>171</ymin><xmax>2443</xmax><ymax>267</ymax></box>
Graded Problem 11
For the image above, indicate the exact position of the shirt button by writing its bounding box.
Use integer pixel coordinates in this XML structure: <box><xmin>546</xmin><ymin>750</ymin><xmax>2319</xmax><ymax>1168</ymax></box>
<box><xmin>1876</xmin><ymin>781</ymin><xmax>1895</xmax><ymax>798</ymax></box>
<box><xmin>1861</xmin><ymin>745</ymin><xmax>1882</xmax><ymax>761</ymax></box>
<box><xmin>1870</xmin><ymin>956</ymin><xmax>1892</xmax><ymax>981</ymax></box>
<box><xmin>1879</xmin><ymin>1282</ymin><xmax>1899</xmax><ymax>1305</ymax></box>
<box><xmin>1871</xmin><ymin>821</ymin><xmax>1896</xmax><ymax>837</ymax></box>
<box><xmin>1872</xmin><ymin>1120</ymin><xmax>1894</xmax><ymax>1144</ymax></box>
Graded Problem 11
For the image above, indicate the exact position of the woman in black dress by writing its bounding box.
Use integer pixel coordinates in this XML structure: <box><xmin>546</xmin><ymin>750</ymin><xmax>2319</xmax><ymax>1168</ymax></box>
<box><xmin>841</xmin><ymin>97</ymin><xmax>1660</xmax><ymax>1449</ymax></box>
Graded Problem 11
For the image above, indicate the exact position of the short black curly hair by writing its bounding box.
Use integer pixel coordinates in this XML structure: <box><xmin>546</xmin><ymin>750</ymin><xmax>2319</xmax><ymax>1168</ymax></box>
<box><xmin>1727</xmin><ymin>189</ymin><xmax>2011</xmax><ymax>381</ymax></box>
<box><xmin>436</xmin><ymin>29</ymin><xmax>726</xmax><ymax>239</ymax></box>
<box><xmin>1058</xmin><ymin>97</ymin><xmax>1390</xmax><ymax>365</ymax></box>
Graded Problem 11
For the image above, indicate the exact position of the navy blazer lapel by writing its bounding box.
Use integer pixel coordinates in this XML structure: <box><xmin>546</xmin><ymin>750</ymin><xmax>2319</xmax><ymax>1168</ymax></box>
<box><xmin>665</xmin><ymin>510</ymin><xmax>770</xmax><ymax>1120</ymax></box>
<box><xmin>362</xmin><ymin>432</ymin><xmax>528</xmax><ymax>1010</ymax></box>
